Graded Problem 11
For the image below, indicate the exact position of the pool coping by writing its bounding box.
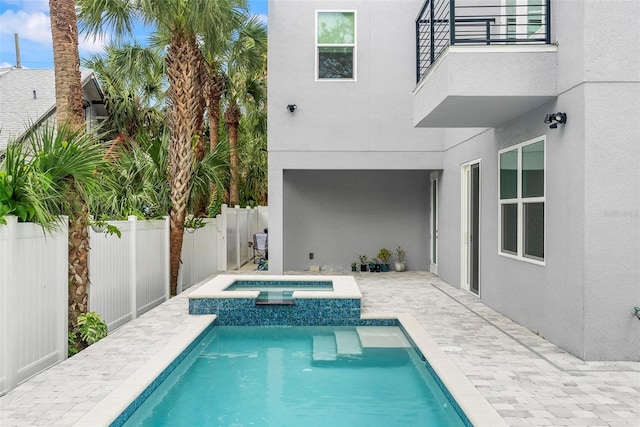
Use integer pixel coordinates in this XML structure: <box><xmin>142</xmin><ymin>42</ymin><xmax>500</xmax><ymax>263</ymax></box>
<box><xmin>363</xmin><ymin>312</ymin><xmax>508</xmax><ymax>427</ymax></box>
<box><xmin>72</xmin><ymin>315</ymin><xmax>216</xmax><ymax>427</ymax></box>
<box><xmin>187</xmin><ymin>274</ymin><xmax>363</xmax><ymax>300</ymax></box>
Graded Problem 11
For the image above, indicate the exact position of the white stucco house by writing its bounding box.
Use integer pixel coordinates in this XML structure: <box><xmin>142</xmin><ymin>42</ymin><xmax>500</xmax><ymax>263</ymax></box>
<box><xmin>267</xmin><ymin>0</ymin><xmax>639</xmax><ymax>361</ymax></box>
<box><xmin>0</xmin><ymin>67</ymin><xmax>107</xmax><ymax>153</ymax></box>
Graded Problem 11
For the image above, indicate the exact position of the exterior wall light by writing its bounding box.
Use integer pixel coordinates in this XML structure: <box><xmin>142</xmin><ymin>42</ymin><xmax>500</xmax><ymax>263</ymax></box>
<box><xmin>286</xmin><ymin>104</ymin><xmax>297</xmax><ymax>113</ymax></box>
<box><xmin>544</xmin><ymin>112</ymin><xmax>567</xmax><ymax>129</ymax></box>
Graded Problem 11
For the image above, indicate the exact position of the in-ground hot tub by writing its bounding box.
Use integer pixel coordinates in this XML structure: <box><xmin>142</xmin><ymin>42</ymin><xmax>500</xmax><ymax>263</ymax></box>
<box><xmin>188</xmin><ymin>275</ymin><xmax>371</xmax><ymax>326</ymax></box>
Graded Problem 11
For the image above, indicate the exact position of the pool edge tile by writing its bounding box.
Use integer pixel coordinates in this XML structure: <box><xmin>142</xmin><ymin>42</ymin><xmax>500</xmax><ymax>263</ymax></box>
<box><xmin>72</xmin><ymin>315</ymin><xmax>217</xmax><ymax>427</ymax></box>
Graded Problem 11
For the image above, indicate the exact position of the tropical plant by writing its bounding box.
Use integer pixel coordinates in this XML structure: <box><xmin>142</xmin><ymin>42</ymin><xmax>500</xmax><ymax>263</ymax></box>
<box><xmin>0</xmin><ymin>143</ymin><xmax>42</xmax><ymax>225</ymax></box>
<box><xmin>395</xmin><ymin>246</ymin><xmax>406</xmax><ymax>263</ymax></box>
<box><xmin>77</xmin><ymin>0</ymin><xmax>250</xmax><ymax>296</ymax></box>
<box><xmin>22</xmin><ymin>124</ymin><xmax>107</xmax><ymax>329</ymax></box>
<box><xmin>221</xmin><ymin>16</ymin><xmax>267</xmax><ymax>206</ymax></box>
<box><xmin>88</xmin><ymin>215</ymin><xmax>122</xmax><ymax>238</ymax></box>
<box><xmin>377</xmin><ymin>248</ymin><xmax>393</xmax><ymax>264</ymax></box>
<box><xmin>76</xmin><ymin>311</ymin><xmax>108</xmax><ymax>345</ymax></box>
<box><xmin>88</xmin><ymin>131</ymin><xmax>171</xmax><ymax>220</ymax></box>
<box><xmin>358</xmin><ymin>255</ymin><xmax>368</xmax><ymax>265</ymax></box>
<box><xmin>184</xmin><ymin>214</ymin><xmax>206</xmax><ymax>232</ymax></box>
<box><xmin>82</xmin><ymin>43</ymin><xmax>167</xmax><ymax>139</ymax></box>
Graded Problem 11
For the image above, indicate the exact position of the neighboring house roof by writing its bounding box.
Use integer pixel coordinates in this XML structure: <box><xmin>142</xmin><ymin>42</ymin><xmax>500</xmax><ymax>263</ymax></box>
<box><xmin>0</xmin><ymin>68</ymin><xmax>107</xmax><ymax>150</ymax></box>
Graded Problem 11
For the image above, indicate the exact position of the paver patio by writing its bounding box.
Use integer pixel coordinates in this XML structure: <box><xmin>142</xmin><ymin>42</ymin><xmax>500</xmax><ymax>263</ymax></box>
<box><xmin>1</xmin><ymin>271</ymin><xmax>638</xmax><ymax>426</ymax></box>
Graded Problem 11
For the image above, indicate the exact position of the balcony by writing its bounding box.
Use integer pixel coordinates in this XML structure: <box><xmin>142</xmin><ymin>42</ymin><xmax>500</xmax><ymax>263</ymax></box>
<box><xmin>413</xmin><ymin>0</ymin><xmax>557</xmax><ymax>128</ymax></box>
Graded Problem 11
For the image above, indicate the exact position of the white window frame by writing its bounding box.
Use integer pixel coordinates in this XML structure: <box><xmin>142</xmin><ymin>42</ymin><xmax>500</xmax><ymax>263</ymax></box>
<box><xmin>315</xmin><ymin>10</ymin><xmax>357</xmax><ymax>81</ymax></box>
<box><xmin>498</xmin><ymin>136</ymin><xmax>546</xmax><ymax>266</ymax></box>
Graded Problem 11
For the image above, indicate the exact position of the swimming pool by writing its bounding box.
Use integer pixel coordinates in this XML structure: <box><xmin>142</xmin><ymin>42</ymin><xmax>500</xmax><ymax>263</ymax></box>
<box><xmin>119</xmin><ymin>325</ymin><xmax>469</xmax><ymax>426</ymax></box>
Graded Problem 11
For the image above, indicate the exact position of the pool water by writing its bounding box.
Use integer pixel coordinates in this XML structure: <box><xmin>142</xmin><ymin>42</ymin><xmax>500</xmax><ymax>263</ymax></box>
<box><xmin>225</xmin><ymin>280</ymin><xmax>334</xmax><ymax>305</ymax></box>
<box><xmin>122</xmin><ymin>326</ymin><xmax>467</xmax><ymax>427</ymax></box>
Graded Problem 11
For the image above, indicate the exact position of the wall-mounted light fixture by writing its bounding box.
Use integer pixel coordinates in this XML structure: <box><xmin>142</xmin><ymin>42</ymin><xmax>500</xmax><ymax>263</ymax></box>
<box><xmin>286</xmin><ymin>104</ymin><xmax>297</xmax><ymax>113</ymax></box>
<box><xmin>544</xmin><ymin>112</ymin><xmax>567</xmax><ymax>129</ymax></box>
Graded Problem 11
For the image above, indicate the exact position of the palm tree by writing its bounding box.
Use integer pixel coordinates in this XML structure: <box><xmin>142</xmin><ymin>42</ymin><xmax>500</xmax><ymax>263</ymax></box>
<box><xmin>49</xmin><ymin>0</ymin><xmax>83</xmax><ymax>129</ymax></box>
<box><xmin>77</xmin><ymin>0</ymin><xmax>248</xmax><ymax>295</ymax></box>
<box><xmin>83</xmin><ymin>43</ymin><xmax>167</xmax><ymax>139</ymax></box>
<box><xmin>49</xmin><ymin>0</ymin><xmax>98</xmax><ymax>339</ymax></box>
<box><xmin>220</xmin><ymin>16</ymin><xmax>267</xmax><ymax>206</ymax></box>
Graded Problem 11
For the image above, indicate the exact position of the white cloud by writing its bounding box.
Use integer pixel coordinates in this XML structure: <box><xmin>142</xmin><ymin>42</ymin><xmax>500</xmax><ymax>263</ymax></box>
<box><xmin>0</xmin><ymin>61</ymin><xmax>15</xmax><ymax>68</ymax></box>
<box><xmin>0</xmin><ymin>10</ymin><xmax>51</xmax><ymax>45</ymax></box>
<box><xmin>79</xmin><ymin>33</ymin><xmax>109</xmax><ymax>55</ymax></box>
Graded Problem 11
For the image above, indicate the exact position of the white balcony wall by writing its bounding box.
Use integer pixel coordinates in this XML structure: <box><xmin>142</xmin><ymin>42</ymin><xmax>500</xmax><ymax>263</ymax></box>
<box><xmin>0</xmin><ymin>216</ymin><xmax>67</xmax><ymax>396</ymax></box>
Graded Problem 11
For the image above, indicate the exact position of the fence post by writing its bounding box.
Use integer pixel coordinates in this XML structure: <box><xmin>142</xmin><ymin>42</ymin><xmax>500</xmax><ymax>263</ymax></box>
<box><xmin>128</xmin><ymin>215</ymin><xmax>137</xmax><ymax>320</ymax></box>
<box><xmin>2</xmin><ymin>216</ymin><xmax>18</xmax><ymax>393</ymax></box>
<box><xmin>234</xmin><ymin>205</ymin><xmax>241</xmax><ymax>270</ymax></box>
<box><xmin>164</xmin><ymin>216</ymin><xmax>170</xmax><ymax>301</ymax></box>
<box><xmin>218</xmin><ymin>206</ymin><xmax>227</xmax><ymax>272</ymax></box>
<box><xmin>58</xmin><ymin>217</ymin><xmax>69</xmax><ymax>362</ymax></box>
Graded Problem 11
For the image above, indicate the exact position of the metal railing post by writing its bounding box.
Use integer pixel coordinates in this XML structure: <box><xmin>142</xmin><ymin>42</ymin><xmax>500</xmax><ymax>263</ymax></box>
<box><xmin>545</xmin><ymin>0</ymin><xmax>551</xmax><ymax>43</ymax></box>
<box><xmin>429</xmin><ymin>0</ymin><xmax>435</xmax><ymax>65</ymax></box>
<box><xmin>449</xmin><ymin>0</ymin><xmax>456</xmax><ymax>45</ymax></box>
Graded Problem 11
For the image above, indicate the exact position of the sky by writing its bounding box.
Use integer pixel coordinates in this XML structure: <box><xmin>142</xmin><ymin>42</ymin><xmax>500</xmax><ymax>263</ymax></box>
<box><xmin>0</xmin><ymin>0</ymin><xmax>268</xmax><ymax>69</ymax></box>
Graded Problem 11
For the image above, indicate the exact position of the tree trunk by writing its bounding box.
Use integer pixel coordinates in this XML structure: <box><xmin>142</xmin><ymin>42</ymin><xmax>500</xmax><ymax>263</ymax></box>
<box><xmin>205</xmin><ymin>69</ymin><xmax>225</xmax><ymax>211</ymax></box>
<box><xmin>49</xmin><ymin>0</ymin><xmax>83</xmax><ymax>130</ymax></box>
<box><xmin>206</xmin><ymin>70</ymin><xmax>225</xmax><ymax>152</ymax></box>
<box><xmin>166</xmin><ymin>32</ymin><xmax>200</xmax><ymax>296</ymax></box>
<box><xmin>50</xmin><ymin>0</ymin><xmax>88</xmax><ymax>336</ymax></box>
<box><xmin>67</xmin><ymin>187</ymin><xmax>90</xmax><ymax>330</ymax></box>
<box><xmin>224</xmin><ymin>104</ymin><xmax>241</xmax><ymax>207</ymax></box>
<box><xmin>192</xmin><ymin>49</ymin><xmax>209</xmax><ymax>217</ymax></box>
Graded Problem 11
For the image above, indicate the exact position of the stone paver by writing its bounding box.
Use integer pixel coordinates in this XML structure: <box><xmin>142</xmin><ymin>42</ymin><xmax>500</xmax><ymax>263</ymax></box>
<box><xmin>1</xmin><ymin>271</ymin><xmax>638</xmax><ymax>426</ymax></box>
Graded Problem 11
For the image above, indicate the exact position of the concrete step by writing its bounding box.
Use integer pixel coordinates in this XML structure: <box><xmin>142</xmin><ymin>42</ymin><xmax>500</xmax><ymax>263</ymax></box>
<box><xmin>334</xmin><ymin>330</ymin><xmax>363</xmax><ymax>356</ymax></box>
<box><xmin>312</xmin><ymin>335</ymin><xmax>337</xmax><ymax>361</ymax></box>
<box><xmin>356</xmin><ymin>326</ymin><xmax>411</xmax><ymax>348</ymax></box>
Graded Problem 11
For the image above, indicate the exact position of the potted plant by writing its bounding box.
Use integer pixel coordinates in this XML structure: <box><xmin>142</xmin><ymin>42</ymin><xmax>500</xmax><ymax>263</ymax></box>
<box><xmin>89</xmin><ymin>215</ymin><xmax>121</xmax><ymax>238</ymax></box>
<box><xmin>184</xmin><ymin>215</ymin><xmax>206</xmax><ymax>233</ymax></box>
<box><xmin>394</xmin><ymin>246</ymin><xmax>406</xmax><ymax>272</ymax></box>
<box><xmin>351</xmin><ymin>261</ymin><xmax>357</xmax><ymax>272</ymax></box>
<box><xmin>377</xmin><ymin>248</ymin><xmax>393</xmax><ymax>272</ymax></box>
<box><xmin>358</xmin><ymin>254</ymin><xmax>368</xmax><ymax>272</ymax></box>
<box><xmin>368</xmin><ymin>258</ymin><xmax>380</xmax><ymax>273</ymax></box>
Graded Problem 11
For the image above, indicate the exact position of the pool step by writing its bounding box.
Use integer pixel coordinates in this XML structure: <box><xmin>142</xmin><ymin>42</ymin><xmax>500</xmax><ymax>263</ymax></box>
<box><xmin>334</xmin><ymin>330</ymin><xmax>363</xmax><ymax>356</ymax></box>
<box><xmin>312</xmin><ymin>335</ymin><xmax>337</xmax><ymax>361</ymax></box>
<box><xmin>356</xmin><ymin>327</ymin><xmax>411</xmax><ymax>348</ymax></box>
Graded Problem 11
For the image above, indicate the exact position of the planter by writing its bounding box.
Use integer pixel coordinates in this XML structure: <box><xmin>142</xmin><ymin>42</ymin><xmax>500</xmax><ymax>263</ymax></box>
<box><xmin>394</xmin><ymin>262</ymin><xmax>406</xmax><ymax>272</ymax></box>
<box><xmin>351</xmin><ymin>266</ymin><xmax>357</xmax><ymax>272</ymax></box>
<box><xmin>380</xmin><ymin>263</ymin><xmax>390</xmax><ymax>272</ymax></box>
<box><xmin>91</xmin><ymin>225</ymin><xmax>107</xmax><ymax>233</ymax></box>
<box><xmin>360</xmin><ymin>265</ymin><xmax>368</xmax><ymax>272</ymax></box>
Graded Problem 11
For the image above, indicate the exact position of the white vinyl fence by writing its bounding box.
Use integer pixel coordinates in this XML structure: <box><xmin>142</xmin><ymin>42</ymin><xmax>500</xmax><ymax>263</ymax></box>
<box><xmin>225</xmin><ymin>205</ymin><xmax>268</xmax><ymax>270</ymax></box>
<box><xmin>0</xmin><ymin>216</ymin><xmax>68</xmax><ymax>396</ymax></box>
<box><xmin>88</xmin><ymin>216</ymin><xmax>170</xmax><ymax>332</ymax></box>
<box><xmin>0</xmin><ymin>205</ymin><xmax>266</xmax><ymax>395</ymax></box>
<box><xmin>178</xmin><ymin>216</ymin><xmax>226</xmax><ymax>293</ymax></box>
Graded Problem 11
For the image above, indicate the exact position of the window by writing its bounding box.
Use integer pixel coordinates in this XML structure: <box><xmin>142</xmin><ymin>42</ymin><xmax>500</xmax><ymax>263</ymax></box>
<box><xmin>316</xmin><ymin>11</ymin><xmax>355</xmax><ymax>80</ymax></box>
<box><xmin>499</xmin><ymin>137</ymin><xmax>545</xmax><ymax>263</ymax></box>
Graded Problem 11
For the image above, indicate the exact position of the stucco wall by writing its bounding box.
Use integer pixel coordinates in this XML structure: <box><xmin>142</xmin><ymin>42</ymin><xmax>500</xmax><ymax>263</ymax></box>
<box><xmin>268</xmin><ymin>0</ymin><xmax>443</xmax><ymax>154</ymax></box>
<box><xmin>283</xmin><ymin>170</ymin><xmax>430</xmax><ymax>272</ymax></box>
